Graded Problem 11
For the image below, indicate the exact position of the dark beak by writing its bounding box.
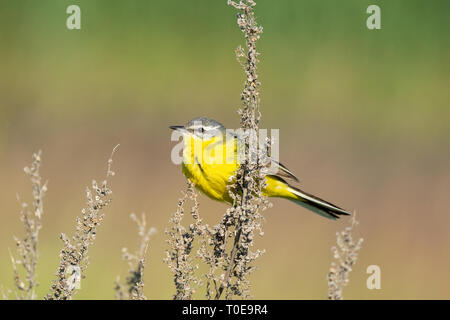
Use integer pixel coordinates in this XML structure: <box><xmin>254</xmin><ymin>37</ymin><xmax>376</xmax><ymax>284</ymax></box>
<box><xmin>169</xmin><ymin>125</ymin><xmax>184</xmax><ymax>131</ymax></box>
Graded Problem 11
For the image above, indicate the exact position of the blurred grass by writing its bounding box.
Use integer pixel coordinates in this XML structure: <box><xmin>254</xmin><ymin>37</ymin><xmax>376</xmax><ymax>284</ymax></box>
<box><xmin>1</xmin><ymin>0</ymin><xmax>450</xmax><ymax>299</ymax></box>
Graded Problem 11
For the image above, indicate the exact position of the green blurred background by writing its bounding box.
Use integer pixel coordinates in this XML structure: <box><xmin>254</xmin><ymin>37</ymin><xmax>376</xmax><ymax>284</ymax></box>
<box><xmin>1</xmin><ymin>0</ymin><xmax>449</xmax><ymax>299</ymax></box>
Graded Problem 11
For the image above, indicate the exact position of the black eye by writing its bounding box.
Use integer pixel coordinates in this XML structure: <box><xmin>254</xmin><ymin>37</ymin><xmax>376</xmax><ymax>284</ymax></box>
<box><xmin>201</xmin><ymin>127</ymin><xmax>205</xmax><ymax>133</ymax></box>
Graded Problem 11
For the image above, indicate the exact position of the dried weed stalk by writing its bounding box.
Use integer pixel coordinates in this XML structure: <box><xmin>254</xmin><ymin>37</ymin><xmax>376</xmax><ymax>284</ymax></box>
<box><xmin>165</xmin><ymin>182</ymin><xmax>203</xmax><ymax>300</ymax></box>
<box><xmin>210</xmin><ymin>0</ymin><xmax>268</xmax><ymax>300</ymax></box>
<box><xmin>46</xmin><ymin>145</ymin><xmax>119</xmax><ymax>300</ymax></box>
<box><xmin>9</xmin><ymin>151</ymin><xmax>47</xmax><ymax>300</ymax></box>
<box><xmin>115</xmin><ymin>213</ymin><xmax>156</xmax><ymax>300</ymax></box>
<box><xmin>166</xmin><ymin>0</ymin><xmax>268</xmax><ymax>300</ymax></box>
<box><xmin>327</xmin><ymin>216</ymin><xmax>364</xmax><ymax>300</ymax></box>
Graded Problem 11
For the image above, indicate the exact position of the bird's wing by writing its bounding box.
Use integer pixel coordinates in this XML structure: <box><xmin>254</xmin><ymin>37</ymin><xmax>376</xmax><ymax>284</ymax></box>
<box><xmin>231</xmin><ymin>132</ymin><xmax>300</xmax><ymax>182</ymax></box>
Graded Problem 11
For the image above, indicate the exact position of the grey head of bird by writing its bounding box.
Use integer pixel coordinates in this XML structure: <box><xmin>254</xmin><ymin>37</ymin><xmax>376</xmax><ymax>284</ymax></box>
<box><xmin>170</xmin><ymin>117</ymin><xmax>226</xmax><ymax>140</ymax></box>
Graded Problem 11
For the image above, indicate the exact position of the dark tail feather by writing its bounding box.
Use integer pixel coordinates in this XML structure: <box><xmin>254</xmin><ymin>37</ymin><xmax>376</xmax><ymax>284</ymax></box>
<box><xmin>287</xmin><ymin>186</ymin><xmax>351</xmax><ymax>220</ymax></box>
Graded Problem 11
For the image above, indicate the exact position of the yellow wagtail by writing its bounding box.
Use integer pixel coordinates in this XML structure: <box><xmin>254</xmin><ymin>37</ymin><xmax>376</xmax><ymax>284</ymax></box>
<box><xmin>170</xmin><ymin>117</ymin><xmax>351</xmax><ymax>220</ymax></box>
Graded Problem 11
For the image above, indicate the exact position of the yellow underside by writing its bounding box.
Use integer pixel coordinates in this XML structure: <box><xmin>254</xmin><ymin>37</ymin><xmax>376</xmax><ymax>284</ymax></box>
<box><xmin>181</xmin><ymin>134</ymin><xmax>296</xmax><ymax>203</ymax></box>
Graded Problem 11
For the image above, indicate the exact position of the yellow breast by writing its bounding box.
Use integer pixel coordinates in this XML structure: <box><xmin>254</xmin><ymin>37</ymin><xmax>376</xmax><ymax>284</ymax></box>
<box><xmin>181</xmin><ymin>134</ymin><xmax>238</xmax><ymax>203</ymax></box>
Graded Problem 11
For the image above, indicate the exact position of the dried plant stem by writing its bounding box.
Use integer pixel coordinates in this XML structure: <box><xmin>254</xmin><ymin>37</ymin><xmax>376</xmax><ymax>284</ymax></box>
<box><xmin>212</xmin><ymin>0</ymin><xmax>267</xmax><ymax>300</ymax></box>
<box><xmin>9</xmin><ymin>151</ymin><xmax>47</xmax><ymax>300</ymax></box>
<box><xmin>165</xmin><ymin>0</ymin><xmax>267</xmax><ymax>300</ymax></box>
<box><xmin>215</xmin><ymin>228</ymin><xmax>242</xmax><ymax>299</ymax></box>
<box><xmin>165</xmin><ymin>182</ymin><xmax>202</xmax><ymax>300</ymax></box>
<box><xmin>45</xmin><ymin>145</ymin><xmax>119</xmax><ymax>300</ymax></box>
<box><xmin>115</xmin><ymin>213</ymin><xmax>156</xmax><ymax>300</ymax></box>
<box><xmin>327</xmin><ymin>216</ymin><xmax>364</xmax><ymax>300</ymax></box>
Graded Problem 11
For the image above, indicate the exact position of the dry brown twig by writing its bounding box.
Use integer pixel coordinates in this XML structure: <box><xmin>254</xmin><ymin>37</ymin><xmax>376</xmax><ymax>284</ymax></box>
<box><xmin>115</xmin><ymin>213</ymin><xmax>156</xmax><ymax>300</ymax></box>
<box><xmin>45</xmin><ymin>145</ymin><xmax>119</xmax><ymax>300</ymax></box>
<box><xmin>9</xmin><ymin>151</ymin><xmax>47</xmax><ymax>300</ymax></box>
<box><xmin>327</xmin><ymin>215</ymin><xmax>364</xmax><ymax>300</ymax></box>
<box><xmin>165</xmin><ymin>182</ymin><xmax>203</xmax><ymax>300</ymax></box>
<box><xmin>209</xmin><ymin>0</ymin><xmax>268</xmax><ymax>300</ymax></box>
<box><xmin>166</xmin><ymin>0</ymin><xmax>268</xmax><ymax>300</ymax></box>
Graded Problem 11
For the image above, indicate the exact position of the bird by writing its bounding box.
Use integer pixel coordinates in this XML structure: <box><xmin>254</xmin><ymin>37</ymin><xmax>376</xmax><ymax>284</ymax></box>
<box><xmin>170</xmin><ymin>117</ymin><xmax>351</xmax><ymax>220</ymax></box>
